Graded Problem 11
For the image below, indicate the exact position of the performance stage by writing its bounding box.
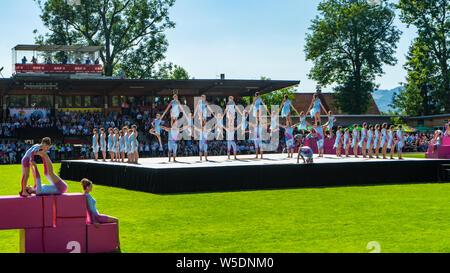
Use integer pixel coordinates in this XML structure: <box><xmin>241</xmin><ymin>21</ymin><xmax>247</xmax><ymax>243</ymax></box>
<box><xmin>60</xmin><ymin>154</ymin><xmax>450</xmax><ymax>194</ymax></box>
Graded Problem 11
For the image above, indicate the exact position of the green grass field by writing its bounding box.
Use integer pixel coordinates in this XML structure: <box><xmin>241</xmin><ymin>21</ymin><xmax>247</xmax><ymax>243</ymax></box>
<box><xmin>1</xmin><ymin>162</ymin><xmax>449</xmax><ymax>253</ymax></box>
<box><xmin>402</xmin><ymin>153</ymin><xmax>426</xmax><ymax>159</ymax></box>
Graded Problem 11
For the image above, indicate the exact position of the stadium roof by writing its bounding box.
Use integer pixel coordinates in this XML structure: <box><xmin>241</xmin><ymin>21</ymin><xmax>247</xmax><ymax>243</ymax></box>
<box><xmin>0</xmin><ymin>77</ymin><xmax>300</xmax><ymax>97</ymax></box>
<box><xmin>12</xmin><ymin>45</ymin><xmax>102</xmax><ymax>53</ymax></box>
<box><xmin>408</xmin><ymin>114</ymin><xmax>450</xmax><ymax>119</ymax></box>
<box><xmin>293</xmin><ymin>92</ymin><xmax>381</xmax><ymax>115</ymax></box>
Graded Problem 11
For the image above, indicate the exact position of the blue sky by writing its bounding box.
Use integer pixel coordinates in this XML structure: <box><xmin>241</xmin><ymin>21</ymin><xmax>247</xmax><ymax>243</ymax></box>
<box><xmin>0</xmin><ymin>0</ymin><xmax>417</xmax><ymax>91</ymax></box>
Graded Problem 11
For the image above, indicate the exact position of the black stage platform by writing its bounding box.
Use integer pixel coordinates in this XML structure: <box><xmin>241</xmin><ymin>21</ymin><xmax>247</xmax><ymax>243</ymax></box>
<box><xmin>60</xmin><ymin>154</ymin><xmax>450</xmax><ymax>194</ymax></box>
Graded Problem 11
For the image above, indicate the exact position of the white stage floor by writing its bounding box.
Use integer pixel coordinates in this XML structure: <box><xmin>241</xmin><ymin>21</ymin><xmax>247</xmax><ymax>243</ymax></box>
<box><xmin>64</xmin><ymin>153</ymin><xmax>432</xmax><ymax>169</ymax></box>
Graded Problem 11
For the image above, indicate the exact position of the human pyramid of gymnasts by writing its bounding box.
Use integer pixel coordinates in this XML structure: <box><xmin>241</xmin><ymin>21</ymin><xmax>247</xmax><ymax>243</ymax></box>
<box><xmin>17</xmin><ymin>137</ymin><xmax>120</xmax><ymax>247</ymax></box>
<box><xmin>89</xmin><ymin>92</ymin><xmax>406</xmax><ymax>165</ymax></box>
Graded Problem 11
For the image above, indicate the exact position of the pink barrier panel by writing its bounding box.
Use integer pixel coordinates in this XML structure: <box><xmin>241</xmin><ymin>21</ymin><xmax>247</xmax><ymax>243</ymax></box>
<box><xmin>55</xmin><ymin>193</ymin><xmax>86</xmax><ymax>218</ymax></box>
<box><xmin>87</xmin><ymin>223</ymin><xmax>119</xmax><ymax>253</ymax></box>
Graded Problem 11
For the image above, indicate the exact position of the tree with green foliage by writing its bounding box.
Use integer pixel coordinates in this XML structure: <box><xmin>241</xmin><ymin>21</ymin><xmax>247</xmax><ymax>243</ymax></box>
<box><xmin>152</xmin><ymin>62</ymin><xmax>191</xmax><ymax>80</ymax></box>
<box><xmin>392</xmin><ymin>38</ymin><xmax>441</xmax><ymax>116</ymax></box>
<box><xmin>304</xmin><ymin>0</ymin><xmax>401</xmax><ymax>114</ymax></box>
<box><xmin>396</xmin><ymin>0</ymin><xmax>449</xmax><ymax>113</ymax></box>
<box><xmin>35</xmin><ymin>0</ymin><xmax>176</xmax><ymax>76</ymax></box>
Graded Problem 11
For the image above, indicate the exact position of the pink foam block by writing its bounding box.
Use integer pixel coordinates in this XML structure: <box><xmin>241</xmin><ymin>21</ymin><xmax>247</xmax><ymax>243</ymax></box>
<box><xmin>55</xmin><ymin>194</ymin><xmax>87</xmax><ymax>218</ymax></box>
<box><xmin>0</xmin><ymin>195</ymin><xmax>53</xmax><ymax>230</ymax></box>
<box><xmin>42</xmin><ymin>196</ymin><xmax>55</xmax><ymax>227</ymax></box>
<box><xmin>87</xmin><ymin>223</ymin><xmax>119</xmax><ymax>253</ymax></box>
<box><xmin>21</xmin><ymin>226</ymin><xmax>87</xmax><ymax>253</ymax></box>
<box><xmin>43</xmin><ymin>226</ymin><xmax>87</xmax><ymax>253</ymax></box>
<box><xmin>55</xmin><ymin>217</ymin><xmax>87</xmax><ymax>227</ymax></box>
<box><xmin>20</xmin><ymin>228</ymin><xmax>43</xmax><ymax>253</ymax></box>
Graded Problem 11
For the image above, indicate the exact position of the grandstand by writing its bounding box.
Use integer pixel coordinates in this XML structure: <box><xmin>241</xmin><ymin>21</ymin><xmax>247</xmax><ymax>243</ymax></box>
<box><xmin>0</xmin><ymin>44</ymin><xmax>300</xmax><ymax>160</ymax></box>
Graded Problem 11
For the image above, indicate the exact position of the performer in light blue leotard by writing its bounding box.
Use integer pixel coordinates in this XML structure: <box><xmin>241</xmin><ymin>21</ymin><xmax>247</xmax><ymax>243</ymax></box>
<box><xmin>333</xmin><ymin>129</ymin><xmax>342</xmax><ymax>149</ymax></box>
<box><xmin>380</xmin><ymin>127</ymin><xmax>387</xmax><ymax>148</ymax></box>
<box><xmin>333</xmin><ymin>126</ymin><xmax>344</xmax><ymax>157</ymax></box>
<box><xmin>297</xmin><ymin>113</ymin><xmax>308</xmax><ymax>131</ymax></box>
<box><xmin>351</xmin><ymin>127</ymin><xmax>358</xmax><ymax>148</ymax></box>
<box><xmin>149</xmin><ymin>114</ymin><xmax>164</xmax><ymax>151</ymax></box>
<box><xmin>161</xmin><ymin>94</ymin><xmax>182</xmax><ymax>121</ymax></box>
<box><xmin>253</xmin><ymin>124</ymin><xmax>263</xmax><ymax>151</ymax></box>
<box><xmin>225</xmin><ymin>96</ymin><xmax>238</xmax><ymax>118</ymax></box>
<box><xmin>285</xmin><ymin>126</ymin><xmax>294</xmax><ymax>150</ymax></box>
<box><xmin>154</xmin><ymin>119</ymin><xmax>162</xmax><ymax>134</ymax></box>
<box><xmin>215</xmin><ymin>114</ymin><xmax>224</xmax><ymax>140</ymax></box>
<box><xmin>129</xmin><ymin>130</ymin><xmax>135</xmax><ymax>154</ymax></box>
<box><xmin>366</xmin><ymin>125</ymin><xmax>375</xmax><ymax>158</ymax></box>
<box><xmin>168</xmin><ymin>128</ymin><xmax>180</xmax><ymax>155</ymax></box>
<box><xmin>270</xmin><ymin>116</ymin><xmax>278</xmax><ymax>131</ymax></box>
<box><xmin>199</xmin><ymin>130</ymin><xmax>209</xmax><ymax>154</ymax></box>
<box><xmin>309</xmin><ymin>97</ymin><xmax>321</xmax><ymax>118</ymax></box>
<box><xmin>374</xmin><ymin>126</ymin><xmax>380</xmax><ymax>148</ymax></box>
<box><xmin>123</xmin><ymin>128</ymin><xmax>129</xmax><ymax>155</ymax></box>
<box><xmin>119</xmin><ymin>134</ymin><xmax>124</xmax><ymax>153</ymax></box>
<box><xmin>253</xmin><ymin>96</ymin><xmax>263</xmax><ymax>117</ymax></box>
<box><xmin>316</xmin><ymin>124</ymin><xmax>325</xmax><ymax>157</ymax></box>
<box><xmin>196</xmin><ymin>95</ymin><xmax>209</xmax><ymax>120</ymax></box>
<box><xmin>112</xmin><ymin>132</ymin><xmax>117</xmax><ymax>154</ymax></box>
<box><xmin>161</xmin><ymin>120</ymin><xmax>187</xmax><ymax>162</ymax></box>
<box><xmin>373</xmin><ymin>124</ymin><xmax>381</xmax><ymax>158</ymax></box>
<box><xmin>343</xmin><ymin>129</ymin><xmax>350</xmax><ymax>150</ymax></box>
<box><xmin>92</xmin><ymin>131</ymin><xmax>99</xmax><ymax>154</ymax></box>
<box><xmin>92</xmin><ymin>128</ymin><xmax>99</xmax><ymax>161</ymax></box>
<box><xmin>20</xmin><ymin>139</ymin><xmax>51</xmax><ymax>197</ymax></box>
<box><xmin>81</xmin><ymin>178</ymin><xmax>119</xmax><ymax>243</ymax></box>
<box><xmin>99</xmin><ymin>128</ymin><xmax>107</xmax><ymax>161</ymax></box>
<box><xmin>359</xmin><ymin>124</ymin><xmax>367</xmax><ymax>148</ymax></box>
<box><xmin>298</xmin><ymin>146</ymin><xmax>314</xmax><ymax>164</ymax></box>
<box><xmin>387</xmin><ymin>128</ymin><xmax>394</xmax><ymax>150</ymax></box>
<box><xmin>396</xmin><ymin>128</ymin><xmax>404</xmax><ymax>151</ymax></box>
<box><xmin>107</xmin><ymin>129</ymin><xmax>113</xmax><ymax>153</ymax></box>
<box><xmin>241</xmin><ymin>112</ymin><xmax>248</xmax><ymax>131</ymax></box>
<box><xmin>171</xmin><ymin>100</ymin><xmax>180</xmax><ymax>119</ymax></box>
<box><xmin>396</xmin><ymin>125</ymin><xmax>404</xmax><ymax>159</ymax></box>
<box><xmin>30</xmin><ymin>157</ymin><xmax>67</xmax><ymax>195</ymax></box>
<box><xmin>281</xmin><ymin>99</ymin><xmax>292</xmax><ymax>118</ymax></box>
<box><xmin>226</xmin><ymin>128</ymin><xmax>238</xmax><ymax>159</ymax></box>
<box><xmin>327</xmin><ymin>115</ymin><xmax>335</xmax><ymax>131</ymax></box>
<box><xmin>367</xmin><ymin>128</ymin><xmax>373</xmax><ymax>149</ymax></box>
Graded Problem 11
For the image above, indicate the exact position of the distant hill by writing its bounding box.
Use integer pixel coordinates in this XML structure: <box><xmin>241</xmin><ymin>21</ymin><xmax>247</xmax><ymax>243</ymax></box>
<box><xmin>372</xmin><ymin>87</ymin><xmax>404</xmax><ymax>113</ymax></box>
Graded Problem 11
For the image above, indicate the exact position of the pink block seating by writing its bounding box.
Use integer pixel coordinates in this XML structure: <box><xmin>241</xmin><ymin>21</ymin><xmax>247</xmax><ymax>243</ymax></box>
<box><xmin>0</xmin><ymin>193</ymin><xmax>119</xmax><ymax>253</ymax></box>
<box><xmin>426</xmin><ymin>135</ymin><xmax>450</xmax><ymax>159</ymax></box>
<box><xmin>0</xmin><ymin>195</ymin><xmax>53</xmax><ymax>230</ymax></box>
<box><xmin>87</xmin><ymin>223</ymin><xmax>119</xmax><ymax>253</ymax></box>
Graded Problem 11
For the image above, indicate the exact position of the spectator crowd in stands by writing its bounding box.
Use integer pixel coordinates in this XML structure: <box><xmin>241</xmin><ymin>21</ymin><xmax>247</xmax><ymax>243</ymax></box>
<box><xmin>21</xmin><ymin>55</ymin><xmax>100</xmax><ymax>65</ymax></box>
